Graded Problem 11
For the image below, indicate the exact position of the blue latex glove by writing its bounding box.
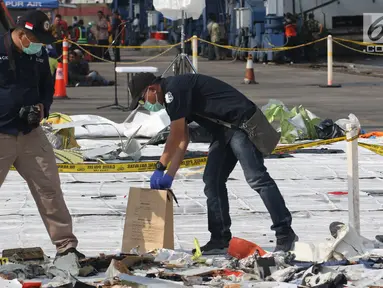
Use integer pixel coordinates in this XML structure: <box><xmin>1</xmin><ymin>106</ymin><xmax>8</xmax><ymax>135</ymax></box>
<box><xmin>150</xmin><ymin>170</ymin><xmax>164</xmax><ymax>189</ymax></box>
<box><xmin>158</xmin><ymin>173</ymin><xmax>174</xmax><ymax>189</ymax></box>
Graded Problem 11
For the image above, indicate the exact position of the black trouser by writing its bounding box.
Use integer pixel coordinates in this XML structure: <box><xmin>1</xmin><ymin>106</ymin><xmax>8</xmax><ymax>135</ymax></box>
<box><xmin>114</xmin><ymin>46</ymin><xmax>121</xmax><ymax>62</ymax></box>
<box><xmin>97</xmin><ymin>39</ymin><xmax>111</xmax><ymax>61</ymax></box>
<box><xmin>304</xmin><ymin>35</ymin><xmax>318</xmax><ymax>63</ymax></box>
<box><xmin>208</xmin><ymin>43</ymin><xmax>220</xmax><ymax>60</ymax></box>
<box><xmin>286</xmin><ymin>36</ymin><xmax>300</xmax><ymax>63</ymax></box>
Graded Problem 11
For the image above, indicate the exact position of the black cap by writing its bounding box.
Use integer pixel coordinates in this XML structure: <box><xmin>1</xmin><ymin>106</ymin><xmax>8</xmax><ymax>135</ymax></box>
<box><xmin>128</xmin><ymin>72</ymin><xmax>158</xmax><ymax>110</ymax></box>
<box><xmin>17</xmin><ymin>10</ymin><xmax>55</xmax><ymax>45</ymax></box>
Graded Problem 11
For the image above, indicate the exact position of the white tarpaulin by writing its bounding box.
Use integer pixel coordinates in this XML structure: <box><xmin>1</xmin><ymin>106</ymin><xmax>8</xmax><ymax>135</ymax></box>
<box><xmin>51</xmin><ymin>110</ymin><xmax>171</xmax><ymax>139</ymax></box>
<box><xmin>153</xmin><ymin>0</ymin><xmax>205</xmax><ymax>20</ymax></box>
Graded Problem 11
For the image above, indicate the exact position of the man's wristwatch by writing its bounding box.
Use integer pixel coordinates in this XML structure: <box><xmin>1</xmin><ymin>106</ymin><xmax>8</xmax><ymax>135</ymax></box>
<box><xmin>156</xmin><ymin>161</ymin><xmax>167</xmax><ymax>171</ymax></box>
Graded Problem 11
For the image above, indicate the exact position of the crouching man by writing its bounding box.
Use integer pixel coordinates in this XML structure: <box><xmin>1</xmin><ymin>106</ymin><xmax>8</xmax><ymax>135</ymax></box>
<box><xmin>0</xmin><ymin>10</ymin><xmax>84</xmax><ymax>259</ymax></box>
<box><xmin>128</xmin><ymin>72</ymin><xmax>298</xmax><ymax>255</ymax></box>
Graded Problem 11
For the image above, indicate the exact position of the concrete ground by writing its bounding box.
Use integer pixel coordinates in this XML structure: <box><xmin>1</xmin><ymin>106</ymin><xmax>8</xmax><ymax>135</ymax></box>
<box><xmin>52</xmin><ymin>53</ymin><xmax>383</xmax><ymax>131</ymax></box>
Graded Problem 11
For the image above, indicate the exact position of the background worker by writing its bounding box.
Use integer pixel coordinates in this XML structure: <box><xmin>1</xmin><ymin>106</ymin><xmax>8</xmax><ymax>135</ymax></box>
<box><xmin>304</xmin><ymin>13</ymin><xmax>323</xmax><ymax>62</ymax></box>
<box><xmin>74</xmin><ymin>20</ymin><xmax>90</xmax><ymax>60</ymax></box>
<box><xmin>96</xmin><ymin>10</ymin><xmax>111</xmax><ymax>61</ymax></box>
<box><xmin>75</xmin><ymin>19</ymin><xmax>88</xmax><ymax>45</ymax></box>
<box><xmin>68</xmin><ymin>50</ymin><xmax>114</xmax><ymax>86</ymax></box>
<box><xmin>132</xmin><ymin>13</ymin><xmax>140</xmax><ymax>46</ymax></box>
<box><xmin>128</xmin><ymin>73</ymin><xmax>298</xmax><ymax>254</ymax></box>
<box><xmin>207</xmin><ymin>13</ymin><xmax>221</xmax><ymax>60</ymax></box>
<box><xmin>111</xmin><ymin>11</ymin><xmax>122</xmax><ymax>62</ymax></box>
<box><xmin>87</xmin><ymin>22</ymin><xmax>97</xmax><ymax>61</ymax></box>
<box><xmin>119</xmin><ymin>15</ymin><xmax>127</xmax><ymax>45</ymax></box>
<box><xmin>284</xmin><ymin>13</ymin><xmax>299</xmax><ymax>63</ymax></box>
<box><xmin>0</xmin><ymin>10</ymin><xmax>84</xmax><ymax>259</ymax></box>
<box><xmin>51</xmin><ymin>14</ymin><xmax>68</xmax><ymax>57</ymax></box>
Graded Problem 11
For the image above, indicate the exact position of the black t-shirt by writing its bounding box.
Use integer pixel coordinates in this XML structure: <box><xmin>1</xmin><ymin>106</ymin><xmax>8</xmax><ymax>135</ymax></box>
<box><xmin>161</xmin><ymin>74</ymin><xmax>256</xmax><ymax>136</ymax></box>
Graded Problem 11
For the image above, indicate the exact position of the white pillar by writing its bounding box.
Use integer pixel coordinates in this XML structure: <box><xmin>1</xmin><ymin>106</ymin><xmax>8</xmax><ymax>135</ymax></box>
<box><xmin>346</xmin><ymin>123</ymin><xmax>360</xmax><ymax>235</ymax></box>
<box><xmin>192</xmin><ymin>35</ymin><xmax>198</xmax><ymax>72</ymax></box>
<box><xmin>327</xmin><ymin>35</ymin><xmax>333</xmax><ymax>86</ymax></box>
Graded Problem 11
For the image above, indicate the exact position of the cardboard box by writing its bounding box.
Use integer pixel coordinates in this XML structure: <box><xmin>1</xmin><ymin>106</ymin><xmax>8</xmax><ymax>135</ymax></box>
<box><xmin>121</xmin><ymin>188</ymin><xmax>174</xmax><ymax>253</ymax></box>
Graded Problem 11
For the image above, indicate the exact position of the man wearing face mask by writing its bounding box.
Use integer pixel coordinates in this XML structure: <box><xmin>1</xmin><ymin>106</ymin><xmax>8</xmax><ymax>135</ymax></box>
<box><xmin>0</xmin><ymin>10</ymin><xmax>85</xmax><ymax>259</ymax></box>
<box><xmin>128</xmin><ymin>73</ymin><xmax>297</xmax><ymax>255</ymax></box>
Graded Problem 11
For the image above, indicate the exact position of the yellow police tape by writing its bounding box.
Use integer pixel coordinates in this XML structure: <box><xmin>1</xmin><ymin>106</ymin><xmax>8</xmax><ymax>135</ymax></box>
<box><xmin>68</xmin><ymin>38</ymin><xmax>181</xmax><ymax>65</ymax></box>
<box><xmin>67</xmin><ymin>38</ymin><xmax>184</xmax><ymax>50</ymax></box>
<box><xmin>358</xmin><ymin>143</ymin><xmax>383</xmax><ymax>156</ymax></box>
<box><xmin>56</xmin><ymin>36</ymin><xmax>383</xmax><ymax>54</ymax></box>
<box><xmin>8</xmin><ymin>157</ymin><xmax>207</xmax><ymax>174</ymax></box>
<box><xmin>333</xmin><ymin>40</ymin><xmax>383</xmax><ymax>57</ymax></box>
<box><xmin>273</xmin><ymin>136</ymin><xmax>346</xmax><ymax>153</ymax></box>
<box><xmin>66</xmin><ymin>37</ymin><xmax>325</xmax><ymax>52</ymax></box>
<box><xmin>198</xmin><ymin>37</ymin><xmax>327</xmax><ymax>52</ymax></box>
<box><xmin>8</xmin><ymin>136</ymin><xmax>348</xmax><ymax>174</ymax></box>
<box><xmin>333</xmin><ymin>37</ymin><xmax>383</xmax><ymax>47</ymax></box>
<box><xmin>57</xmin><ymin>157</ymin><xmax>208</xmax><ymax>173</ymax></box>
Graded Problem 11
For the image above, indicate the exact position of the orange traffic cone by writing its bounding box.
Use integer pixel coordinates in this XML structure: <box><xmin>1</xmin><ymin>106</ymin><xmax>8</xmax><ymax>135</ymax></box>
<box><xmin>243</xmin><ymin>54</ymin><xmax>257</xmax><ymax>84</ymax></box>
<box><xmin>54</xmin><ymin>62</ymin><xmax>68</xmax><ymax>99</ymax></box>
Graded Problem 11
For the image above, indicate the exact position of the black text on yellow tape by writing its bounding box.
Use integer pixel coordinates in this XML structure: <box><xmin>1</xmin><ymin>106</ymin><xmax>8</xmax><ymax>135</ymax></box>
<box><xmin>0</xmin><ymin>257</ymin><xmax>8</xmax><ymax>265</ymax></box>
<box><xmin>358</xmin><ymin>143</ymin><xmax>383</xmax><ymax>156</ymax></box>
<box><xmin>7</xmin><ymin>138</ymin><xmax>347</xmax><ymax>174</ymax></box>
<box><xmin>56</xmin><ymin>157</ymin><xmax>208</xmax><ymax>173</ymax></box>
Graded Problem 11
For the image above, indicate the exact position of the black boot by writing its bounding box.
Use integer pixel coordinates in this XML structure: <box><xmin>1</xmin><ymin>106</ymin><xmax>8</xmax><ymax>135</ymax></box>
<box><xmin>274</xmin><ymin>229</ymin><xmax>299</xmax><ymax>252</ymax></box>
<box><xmin>192</xmin><ymin>238</ymin><xmax>230</xmax><ymax>255</ymax></box>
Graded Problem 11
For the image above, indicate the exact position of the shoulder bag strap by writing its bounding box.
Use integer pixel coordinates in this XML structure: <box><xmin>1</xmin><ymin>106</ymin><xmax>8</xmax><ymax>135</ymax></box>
<box><xmin>195</xmin><ymin>113</ymin><xmax>238</xmax><ymax>129</ymax></box>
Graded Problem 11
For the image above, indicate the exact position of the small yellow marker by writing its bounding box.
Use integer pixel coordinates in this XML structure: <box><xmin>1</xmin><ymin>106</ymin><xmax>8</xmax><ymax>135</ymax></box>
<box><xmin>0</xmin><ymin>257</ymin><xmax>9</xmax><ymax>265</ymax></box>
<box><xmin>192</xmin><ymin>238</ymin><xmax>202</xmax><ymax>261</ymax></box>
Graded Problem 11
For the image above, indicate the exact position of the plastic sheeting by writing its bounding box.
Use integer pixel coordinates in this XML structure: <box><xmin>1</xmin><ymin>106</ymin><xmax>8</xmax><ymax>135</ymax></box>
<box><xmin>262</xmin><ymin>100</ymin><xmax>321</xmax><ymax>144</ymax></box>
<box><xmin>68</xmin><ymin>110</ymin><xmax>170</xmax><ymax>139</ymax></box>
<box><xmin>42</xmin><ymin>113</ymin><xmax>80</xmax><ymax>149</ymax></box>
<box><xmin>153</xmin><ymin>0</ymin><xmax>205</xmax><ymax>20</ymax></box>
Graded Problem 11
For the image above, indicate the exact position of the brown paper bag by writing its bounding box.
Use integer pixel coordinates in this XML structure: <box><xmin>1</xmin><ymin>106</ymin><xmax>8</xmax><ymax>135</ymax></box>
<box><xmin>121</xmin><ymin>187</ymin><xmax>174</xmax><ymax>253</ymax></box>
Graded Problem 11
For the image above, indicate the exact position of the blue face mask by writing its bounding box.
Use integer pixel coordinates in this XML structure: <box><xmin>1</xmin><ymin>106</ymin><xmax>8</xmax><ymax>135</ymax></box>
<box><xmin>142</xmin><ymin>91</ymin><xmax>164</xmax><ymax>112</ymax></box>
<box><xmin>21</xmin><ymin>36</ymin><xmax>43</xmax><ymax>55</ymax></box>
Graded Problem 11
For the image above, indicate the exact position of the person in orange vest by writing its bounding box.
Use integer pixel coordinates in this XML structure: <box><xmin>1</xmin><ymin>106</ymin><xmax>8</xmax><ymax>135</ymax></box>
<box><xmin>284</xmin><ymin>13</ymin><xmax>299</xmax><ymax>64</ymax></box>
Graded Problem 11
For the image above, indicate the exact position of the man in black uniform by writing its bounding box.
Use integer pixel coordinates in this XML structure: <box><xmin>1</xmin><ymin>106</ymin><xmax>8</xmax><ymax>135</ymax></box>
<box><xmin>0</xmin><ymin>10</ymin><xmax>84</xmax><ymax>259</ymax></box>
<box><xmin>129</xmin><ymin>73</ymin><xmax>298</xmax><ymax>254</ymax></box>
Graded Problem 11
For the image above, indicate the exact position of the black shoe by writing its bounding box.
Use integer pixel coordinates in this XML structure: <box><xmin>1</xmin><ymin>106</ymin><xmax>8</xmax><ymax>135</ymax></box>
<box><xmin>191</xmin><ymin>239</ymin><xmax>230</xmax><ymax>255</ymax></box>
<box><xmin>56</xmin><ymin>247</ymin><xmax>86</xmax><ymax>259</ymax></box>
<box><xmin>274</xmin><ymin>230</ymin><xmax>299</xmax><ymax>252</ymax></box>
